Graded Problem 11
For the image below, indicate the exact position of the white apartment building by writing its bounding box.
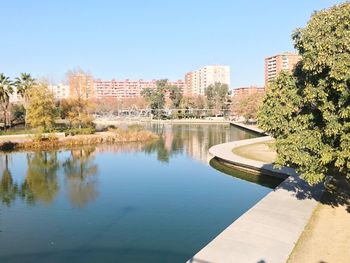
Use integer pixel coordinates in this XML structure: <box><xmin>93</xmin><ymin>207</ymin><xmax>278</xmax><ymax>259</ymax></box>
<box><xmin>49</xmin><ymin>84</ymin><xmax>70</xmax><ymax>100</ymax></box>
<box><xmin>185</xmin><ymin>65</ymin><xmax>230</xmax><ymax>95</ymax></box>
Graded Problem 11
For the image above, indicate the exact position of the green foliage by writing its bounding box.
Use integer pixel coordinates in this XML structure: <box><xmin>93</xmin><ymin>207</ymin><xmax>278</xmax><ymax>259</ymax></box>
<box><xmin>258</xmin><ymin>3</ymin><xmax>350</xmax><ymax>185</ymax></box>
<box><xmin>231</xmin><ymin>92</ymin><xmax>265</xmax><ymax>120</ymax></box>
<box><xmin>168</xmin><ymin>85</ymin><xmax>183</xmax><ymax>108</ymax></box>
<box><xmin>11</xmin><ymin>104</ymin><xmax>26</xmax><ymax>121</ymax></box>
<box><xmin>14</xmin><ymin>73</ymin><xmax>35</xmax><ymax>101</ymax></box>
<box><xmin>141</xmin><ymin>79</ymin><xmax>168</xmax><ymax>117</ymax></box>
<box><xmin>0</xmin><ymin>142</ymin><xmax>17</xmax><ymax>151</ymax></box>
<box><xmin>65</xmin><ymin>127</ymin><xmax>96</xmax><ymax>136</ymax></box>
<box><xmin>0</xmin><ymin>73</ymin><xmax>13</xmax><ymax>103</ymax></box>
<box><xmin>60</xmin><ymin>98</ymin><xmax>94</xmax><ymax>129</ymax></box>
<box><xmin>0</xmin><ymin>73</ymin><xmax>14</xmax><ymax>130</ymax></box>
<box><xmin>204</xmin><ymin>82</ymin><xmax>229</xmax><ymax>113</ymax></box>
<box><xmin>26</xmin><ymin>84</ymin><xmax>56</xmax><ymax>130</ymax></box>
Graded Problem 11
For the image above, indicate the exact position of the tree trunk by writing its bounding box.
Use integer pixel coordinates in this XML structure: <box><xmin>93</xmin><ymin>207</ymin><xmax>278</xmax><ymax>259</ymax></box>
<box><xmin>3</xmin><ymin>109</ymin><xmax>7</xmax><ymax>131</ymax></box>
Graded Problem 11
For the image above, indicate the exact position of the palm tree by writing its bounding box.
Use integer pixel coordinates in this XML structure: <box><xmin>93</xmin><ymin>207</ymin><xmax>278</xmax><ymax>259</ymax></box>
<box><xmin>0</xmin><ymin>155</ymin><xmax>18</xmax><ymax>206</ymax></box>
<box><xmin>0</xmin><ymin>73</ymin><xmax>14</xmax><ymax>131</ymax></box>
<box><xmin>14</xmin><ymin>73</ymin><xmax>36</xmax><ymax>127</ymax></box>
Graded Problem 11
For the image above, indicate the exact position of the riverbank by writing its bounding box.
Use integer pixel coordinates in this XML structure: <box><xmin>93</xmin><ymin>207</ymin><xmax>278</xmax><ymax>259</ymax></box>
<box><xmin>188</xmin><ymin>134</ymin><xmax>324</xmax><ymax>263</ymax></box>
<box><xmin>232</xmin><ymin>126</ymin><xmax>350</xmax><ymax>263</ymax></box>
<box><xmin>0</xmin><ymin>128</ymin><xmax>159</xmax><ymax>151</ymax></box>
<box><xmin>196</xmin><ymin>123</ymin><xmax>350</xmax><ymax>263</ymax></box>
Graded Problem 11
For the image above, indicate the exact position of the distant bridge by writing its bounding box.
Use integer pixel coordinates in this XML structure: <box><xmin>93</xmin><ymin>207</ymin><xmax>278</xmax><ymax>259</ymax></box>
<box><xmin>93</xmin><ymin>108</ymin><xmax>230</xmax><ymax>121</ymax></box>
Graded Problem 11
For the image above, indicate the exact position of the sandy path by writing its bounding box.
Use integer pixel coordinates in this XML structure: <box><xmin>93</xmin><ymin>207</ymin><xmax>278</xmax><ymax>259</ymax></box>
<box><xmin>288</xmin><ymin>178</ymin><xmax>350</xmax><ymax>263</ymax></box>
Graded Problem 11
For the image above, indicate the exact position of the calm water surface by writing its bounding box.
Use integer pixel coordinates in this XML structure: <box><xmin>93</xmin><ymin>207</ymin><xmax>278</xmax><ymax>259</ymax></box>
<box><xmin>0</xmin><ymin>124</ymin><xmax>282</xmax><ymax>263</ymax></box>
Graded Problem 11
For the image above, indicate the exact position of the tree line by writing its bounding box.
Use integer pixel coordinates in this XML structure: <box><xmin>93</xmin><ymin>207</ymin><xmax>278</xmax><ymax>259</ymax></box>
<box><xmin>140</xmin><ymin>80</ymin><xmax>231</xmax><ymax>118</ymax></box>
<box><xmin>0</xmin><ymin>71</ymin><xmax>94</xmax><ymax>133</ymax></box>
<box><xmin>258</xmin><ymin>2</ymin><xmax>350</xmax><ymax>186</ymax></box>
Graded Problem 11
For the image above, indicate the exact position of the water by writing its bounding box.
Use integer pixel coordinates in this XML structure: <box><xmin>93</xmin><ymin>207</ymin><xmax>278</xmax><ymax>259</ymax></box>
<box><xmin>0</xmin><ymin>124</ymin><xmax>282</xmax><ymax>263</ymax></box>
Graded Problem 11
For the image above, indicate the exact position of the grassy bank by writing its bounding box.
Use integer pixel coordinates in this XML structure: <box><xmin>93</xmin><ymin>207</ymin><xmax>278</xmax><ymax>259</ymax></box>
<box><xmin>0</xmin><ymin>126</ymin><xmax>159</xmax><ymax>151</ymax></box>
<box><xmin>287</xmin><ymin>176</ymin><xmax>350</xmax><ymax>263</ymax></box>
<box><xmin>232</xmin><ymin>140</ymin><xmax>276</xmax><ymax>163</ymax></box>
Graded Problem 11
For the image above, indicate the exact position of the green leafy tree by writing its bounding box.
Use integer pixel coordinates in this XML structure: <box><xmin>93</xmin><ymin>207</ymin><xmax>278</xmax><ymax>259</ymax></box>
<box><xmin>11</xmin><ymin>104</ymin><xmax>26</xmax><ymax>122</ymax></box>
<box><xmin>168</xmin><ymin>85</ymin><xmax>183</xmax><ymax>109</ymax></box>
<box><xmin>204</xmin><ymin>82</ymin><xmax>229</xmax><ymax>115</ymax></box>
<box><xmin>60</xmin><ymin>98</ymin><xmax>94</xmax><ymax>129</ymax></box>
<box><xmin>0</xmin><ymin>73</ymin><xmax>14</xmax><ymax>130</ymax></box>
<box><xmin>179</xmin><ymin>96</ymin><xmax>196</xmax><ymax>118</ymax></box>
<box><xmin>231</xmin><ymin>93</ymin><xmax>264</xmax><ymax>120</ymax></box>
<box><xmin>258</xmin><ymin>2</ymin><xmax>350</xmax><ymax>185</ymax></box>
<box><xmin>141</xmin><ymin>79</ymin><xmax>168</xmax><ymax>117</ymax></box>
<box><xmin>26</xmin><ymin>83</ymin><xmax>56</xmax><ymax>131</ymax></box>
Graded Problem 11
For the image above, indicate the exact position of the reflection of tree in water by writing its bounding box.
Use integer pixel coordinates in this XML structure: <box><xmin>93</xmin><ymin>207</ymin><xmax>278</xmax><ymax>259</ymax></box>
<box><xmin>0</xmin><ymin>155</ymin><xmax>18</xmax><ymax>206</ymax></box>
<box><xmin>141</xmin><ymin>123</ymin><xmax>256</xmax><ymax>164</ymax></box>
<box><xmin>63</xmin><ymin>147</ymin><xmax>98</xmax><ymax>208</ymax></box>
<box><xmin>142</xmin><ymin>139</ymin><xmax>170</xmax><ymax>163</ymax></box>
<box><xmin>21</xmin><ymin>152</ymin><xmax>59</xmax><ymax>204</ymax></box>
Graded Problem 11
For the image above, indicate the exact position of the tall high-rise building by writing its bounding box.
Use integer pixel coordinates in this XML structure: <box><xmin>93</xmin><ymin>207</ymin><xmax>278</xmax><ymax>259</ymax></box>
<box><xmin>264</xmin><ymin>52</ymin><xmax>301</xmax><ymax>87</ymax></box>
<box><xmin>69</xmin><ymin>73</ymin><xmax>95</xmax><ymax>99</ymax></box>
<box><xmin>185</xmin><ymin>65</ymin><xmax>230</xmax><ymax>95</ymax></box>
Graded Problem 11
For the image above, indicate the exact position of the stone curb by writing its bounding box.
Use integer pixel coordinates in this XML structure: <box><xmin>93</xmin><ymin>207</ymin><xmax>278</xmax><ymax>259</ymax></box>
<box><xmin>187</xmin><ymin>136</ymin><xmax>324</xmax><ymax>263</ymax></box>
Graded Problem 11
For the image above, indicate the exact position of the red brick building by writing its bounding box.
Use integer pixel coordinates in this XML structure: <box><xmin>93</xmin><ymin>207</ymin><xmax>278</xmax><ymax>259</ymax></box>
<box><xmin>93</xmin><ymin>79</ymin><xmax>188</xmax><ymax>99</ymax></box>
<box><xmin>233</xmin><ymin>86</ymin><xmax>265</xmax><ymax>97</ymax></box>
<box><xmin>264</xmin><ymin>52</ymin><xmax>301</xmax><ymax>87</ymax></box>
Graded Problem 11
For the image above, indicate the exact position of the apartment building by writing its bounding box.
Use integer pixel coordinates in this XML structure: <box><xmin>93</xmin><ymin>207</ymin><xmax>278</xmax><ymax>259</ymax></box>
<box><xmin>49</xmin><ymin>84</ymin><xmax>70</xmax><ymax>100</ymax></box>
<box><xmin>233</xmin><ymin>86</ymin><xmax>265</xmax><ymax>97</ymax></box>
<box><xmin>94</xmin><ymin>79</ymin><xmax>188</xmax><ymax>99</ymax></box>
<box><xmin>264</xmin><ymin>52</ymin><xmax>301</xmax><ymax>87</ymax></box>
<box><xmin>185</xmin><ymin>65</ymin><xmax>230</xmax><ymax>95</ymax></box>
<box><xmin>69</xmin><ymin>73</ymin><xmax>95</xmax><ymax>99</ymax></box>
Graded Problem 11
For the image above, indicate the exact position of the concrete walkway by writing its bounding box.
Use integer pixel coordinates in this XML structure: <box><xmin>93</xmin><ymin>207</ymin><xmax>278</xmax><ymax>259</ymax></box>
<box><xmin>187</xmin><ymin>137</ymin><xmax>324</xmax><ymax>263</ymax></box>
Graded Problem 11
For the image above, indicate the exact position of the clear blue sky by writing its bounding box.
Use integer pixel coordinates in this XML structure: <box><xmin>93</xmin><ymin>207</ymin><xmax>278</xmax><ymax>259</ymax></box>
<box><xmin>0</xmin><ymin>0</ymin><xmax>345</xmax><ymax>88</ymax></box>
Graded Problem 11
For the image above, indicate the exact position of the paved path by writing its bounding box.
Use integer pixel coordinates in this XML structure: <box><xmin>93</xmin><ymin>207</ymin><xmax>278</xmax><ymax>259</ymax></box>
<box><xmin>187</xmin><ymin>137</ymin><xmax>324</xmax><ymax>263</ymax></box>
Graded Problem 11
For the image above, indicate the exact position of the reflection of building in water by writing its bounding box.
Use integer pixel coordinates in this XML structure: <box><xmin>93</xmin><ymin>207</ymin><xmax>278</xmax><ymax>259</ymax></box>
<box><xmin>186</xmin><ymin>132</ymin><xmax>208</xmax><ymax>163</ymax></box>
<box><xmin>94</xmin><ymin>142</ymin><xmax>151</xmax><ymax>154</ymax></box>
<box><xmin>158</xmin><ymin>124</ymin><xmax>234</xmax><ymax>164</ymax></box>
<box><xmin>94</xmin><ymin>124</ymin><xmax>253</xmax><ymax>164</ymax></box>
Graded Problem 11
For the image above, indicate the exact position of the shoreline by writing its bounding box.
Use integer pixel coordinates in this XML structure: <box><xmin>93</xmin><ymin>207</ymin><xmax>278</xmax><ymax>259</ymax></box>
<box><xmin>187</xmin><ymin>127</ymin><xmax>324</xmax><ymax>263</ymax></box>
<box><xmin>0</xmin><ymin>130</ymin><xmax>159</xmax><ymax>152</ymax></box>
<box><xmin>94</xmin><ymin>119</ymin><xmax>231</xmax><ymax>126</ymax></box>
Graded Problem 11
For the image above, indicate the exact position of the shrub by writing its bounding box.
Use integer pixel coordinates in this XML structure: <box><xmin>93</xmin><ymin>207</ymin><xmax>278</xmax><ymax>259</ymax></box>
<box><xmin>0</xmin><ymin>142</ymin><xmax>17</xmax><ymax>151</ymax></box>
<box><xmin>65</xmin><ymin>127</ymin><xmax>96</xmax><ymax>136</ymax></box>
